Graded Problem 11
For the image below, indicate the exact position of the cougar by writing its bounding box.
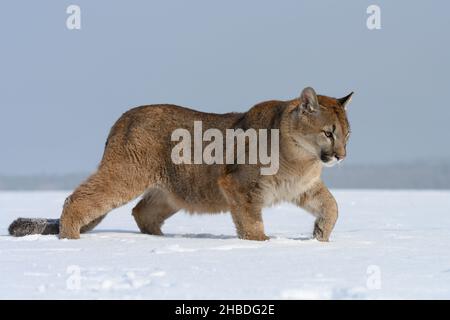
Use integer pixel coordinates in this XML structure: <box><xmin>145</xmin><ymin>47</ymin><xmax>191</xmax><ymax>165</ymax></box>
<box><xmin>8</xmin><ymin>87</ymin><xmax>352</xmax><ymax>241</ymax></box>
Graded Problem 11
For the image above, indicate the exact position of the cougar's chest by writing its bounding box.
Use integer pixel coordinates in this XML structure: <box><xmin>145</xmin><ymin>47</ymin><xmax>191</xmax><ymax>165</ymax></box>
<box><xmin>261</xmin><ymin>162</ymin><xmax>321</xmax><ymax>205</ymax></box>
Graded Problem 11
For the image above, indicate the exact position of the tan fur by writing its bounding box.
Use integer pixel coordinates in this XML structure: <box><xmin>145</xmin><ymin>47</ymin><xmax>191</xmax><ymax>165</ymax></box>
<box><xmin>58</xmin><ymin>87</ymin><xmax>352</xmax><ymax>241</ymax></box>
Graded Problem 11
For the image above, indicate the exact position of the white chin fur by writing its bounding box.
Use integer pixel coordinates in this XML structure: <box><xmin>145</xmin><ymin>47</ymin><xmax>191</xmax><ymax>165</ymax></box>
<box><xmin>322</xmin><ymin>158</ymin><xmax>338</xmax><ymax>167</ymax></box>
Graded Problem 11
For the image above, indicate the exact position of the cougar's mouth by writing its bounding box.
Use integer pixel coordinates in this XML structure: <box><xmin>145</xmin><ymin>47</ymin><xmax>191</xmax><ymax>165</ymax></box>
<box><xmin>320</xmin><ymin>152</ymin><xmax>340</xmax><ymax>167</ymax></box>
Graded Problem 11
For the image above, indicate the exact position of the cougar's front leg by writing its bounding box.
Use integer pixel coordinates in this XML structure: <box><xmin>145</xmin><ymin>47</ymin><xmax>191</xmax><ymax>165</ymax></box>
<box><xmin>295</xmin><ymin>181</ymin><xmax>338</xmax><ymax>242</ymax></box>
<box><xmin>230</xmin><ymin>205</ymin><xmax>268</xmax><ymax>241</ymax></box>
<box><xmin>219</xmin><ymin>174</ymin><xmax>269</xmax><ymax>241</ymax></box>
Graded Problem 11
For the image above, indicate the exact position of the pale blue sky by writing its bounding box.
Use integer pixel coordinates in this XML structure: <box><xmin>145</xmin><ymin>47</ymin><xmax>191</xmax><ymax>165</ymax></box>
<box><xmin>0</xmin><ymin>0</ymin><xmax>449</xmax><ymax>174</ymax></box>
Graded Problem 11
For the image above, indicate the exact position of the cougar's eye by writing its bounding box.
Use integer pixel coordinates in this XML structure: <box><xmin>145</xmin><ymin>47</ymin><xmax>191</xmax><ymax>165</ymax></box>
<box><xmin>323</xmin><ymin>131</ymin><xmax>333</xmax><ymax>139</ymax></box>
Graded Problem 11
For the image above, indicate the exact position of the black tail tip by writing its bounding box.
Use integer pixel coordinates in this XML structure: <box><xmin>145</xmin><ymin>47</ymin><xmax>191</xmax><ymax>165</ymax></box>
<box><xmin>8</xmin><ymin>218</ymin><xmax>59</xmax><ymax>237</ymax></box>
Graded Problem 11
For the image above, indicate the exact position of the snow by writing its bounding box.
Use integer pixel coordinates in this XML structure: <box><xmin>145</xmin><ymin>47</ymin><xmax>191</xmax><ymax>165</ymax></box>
<box><xmin>1</xmin><ymin>190</ymin><xmax>450</xmax><ymax>299</ymax></box>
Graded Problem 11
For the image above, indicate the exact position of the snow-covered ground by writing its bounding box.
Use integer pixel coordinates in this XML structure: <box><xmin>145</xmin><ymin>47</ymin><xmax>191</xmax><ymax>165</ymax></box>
<box><xmin>1</xmin><ymin>190</ymin><xmax>450</xmax><ymax>299</ymax></box>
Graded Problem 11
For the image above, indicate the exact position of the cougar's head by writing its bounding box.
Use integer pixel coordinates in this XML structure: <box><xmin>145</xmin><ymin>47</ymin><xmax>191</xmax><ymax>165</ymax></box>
<box><xmin>288</xmin><ymin>87</ymin><xmax>353</xmax><ymax>167</ymax></box>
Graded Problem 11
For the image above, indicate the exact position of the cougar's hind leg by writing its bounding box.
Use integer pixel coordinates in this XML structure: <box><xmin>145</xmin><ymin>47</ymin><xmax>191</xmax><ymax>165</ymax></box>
<box><xmin>132</xmin><ymin>189</ymin><xmax>178</xmax><ymax>236</ymax></box>
<box><xmin>60</xmin><ymin>166</ymin><xmax>151</xmax><ymax>239</ymax></box>
<box><xmin>80</xmin><ymin>215</ymin><xmax>106</xmax><ymax>233</ymax></box>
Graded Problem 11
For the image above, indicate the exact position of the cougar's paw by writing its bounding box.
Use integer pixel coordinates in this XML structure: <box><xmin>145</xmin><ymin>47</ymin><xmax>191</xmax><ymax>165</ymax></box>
<box><xmin>313</xmin><ymin>225</ymin><xmax>330</xmax><ymax>242</ymax></box>
<box><xmin>240</xmin><ymin>233</ymin><xmax>270</xmax><ymax>241</ymax></box>
<box><xmin>58</xmin><ymin>228</ymin><xmax>81</xmax><ymax>240</ymax></box>
<box><xmin>139</xmin><ymin>227</ymin><xmax>164</xmax><ymax>236</ymax></box>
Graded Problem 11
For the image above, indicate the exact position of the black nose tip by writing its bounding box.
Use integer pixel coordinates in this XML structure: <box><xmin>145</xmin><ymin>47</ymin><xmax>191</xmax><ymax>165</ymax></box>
<box><xmin>335</xmin><ymin>154</ymin><xmax>344</xmax><ymax>160</ymax></box>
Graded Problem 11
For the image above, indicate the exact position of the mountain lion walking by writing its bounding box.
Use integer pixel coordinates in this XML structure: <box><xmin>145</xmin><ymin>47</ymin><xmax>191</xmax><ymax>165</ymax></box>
<box><xmin>9</xmin><ymin>87</ymin><xmax>352</xmax><ymax>241</ymax></box>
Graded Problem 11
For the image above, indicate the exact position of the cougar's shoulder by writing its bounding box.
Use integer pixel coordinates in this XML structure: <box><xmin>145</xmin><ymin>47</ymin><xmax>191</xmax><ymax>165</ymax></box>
<box><xmin>236</xmin><ymin>100</ymin><xmax>288</xmax><ymax>130</ymax></box>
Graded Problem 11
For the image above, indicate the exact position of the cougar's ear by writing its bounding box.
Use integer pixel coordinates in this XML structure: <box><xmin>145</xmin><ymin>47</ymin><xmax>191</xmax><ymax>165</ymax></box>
<box><xmin>337</xmin><ymin>92</ymin><xmax>354</xmax><ymax>110</ymax></box>
<box><xmin>300</xmin><ymin>87</ymin><xmax>319</xmax><ymax>113</ymax></box>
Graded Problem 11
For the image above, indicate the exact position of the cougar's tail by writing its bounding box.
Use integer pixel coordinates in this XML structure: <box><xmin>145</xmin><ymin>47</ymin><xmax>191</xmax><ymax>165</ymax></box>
<box><xmin>8</xmin><ymin>218</ymin><xmax>60</xmax><ymax>237</ymax></box>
